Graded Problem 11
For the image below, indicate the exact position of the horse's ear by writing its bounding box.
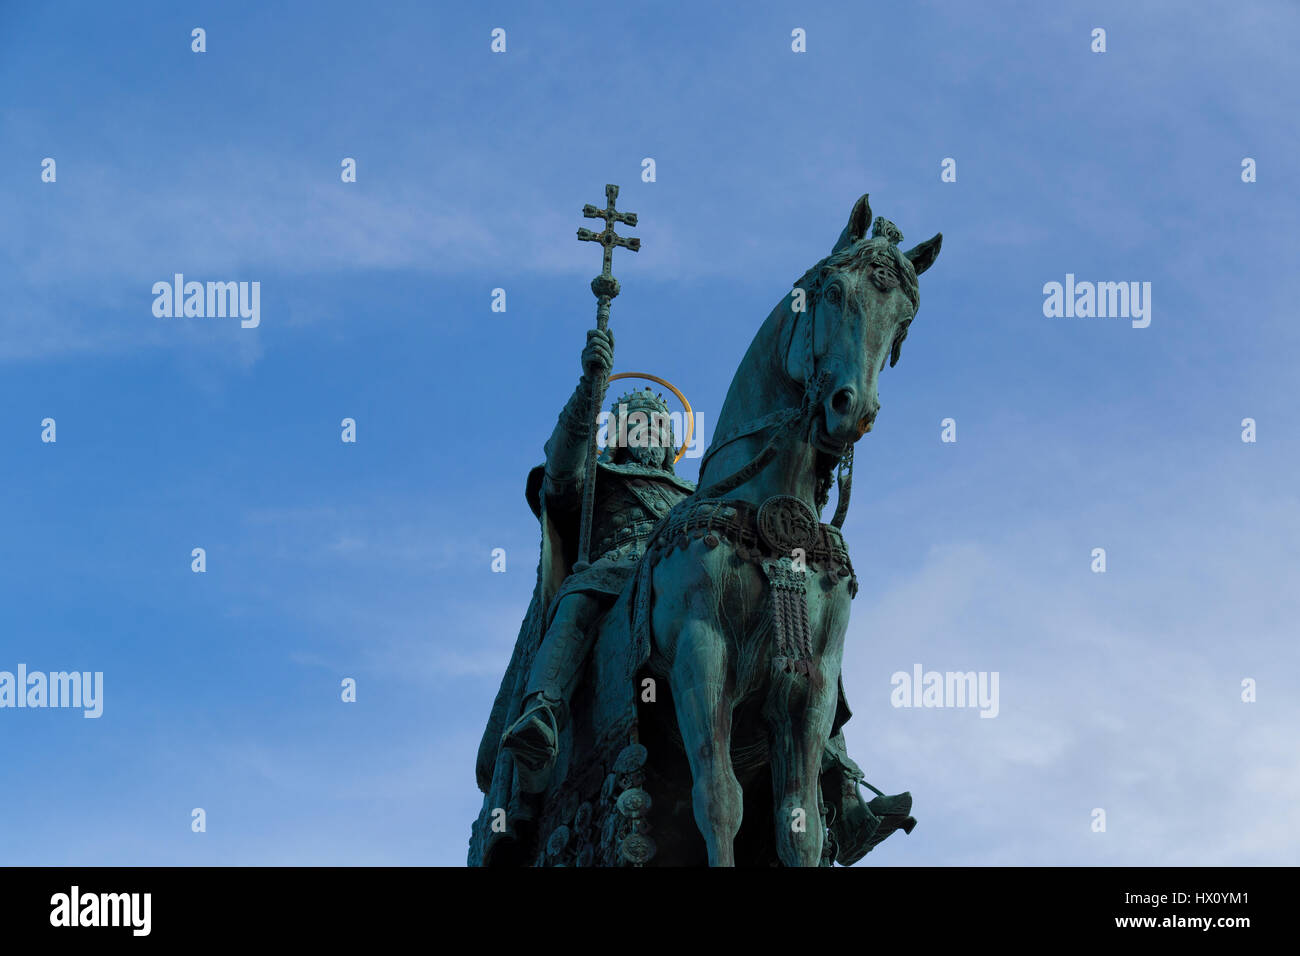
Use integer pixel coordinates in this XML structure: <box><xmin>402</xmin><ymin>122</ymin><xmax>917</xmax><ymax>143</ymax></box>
<box><xmin>831</xmin><ymin>193</ymin><xmax>872</xmax><ymax>254</ymax></box>
<box><xmin>905</xmin><ymin>232</ymin><xmax>942</xmax><ymax>276</ymax></box>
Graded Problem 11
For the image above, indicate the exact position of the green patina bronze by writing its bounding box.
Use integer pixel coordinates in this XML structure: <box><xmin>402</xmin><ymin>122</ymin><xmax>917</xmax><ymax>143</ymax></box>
<box><xmin>471</xmin><ymin>191</ymin><xmax>942</xmax><ymax>867</ymax></box>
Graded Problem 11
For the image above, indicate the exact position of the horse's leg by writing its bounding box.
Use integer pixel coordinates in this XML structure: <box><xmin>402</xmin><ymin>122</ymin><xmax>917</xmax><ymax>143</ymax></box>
<box><xmin>669</xmin><ymin>618</ymin><xmax>743</xmax><ymax>867</ymax></box>
<box><xmin>765</xmin><ymin>668</ymin><xmax>838</xmax><ymax>866</ymax></box>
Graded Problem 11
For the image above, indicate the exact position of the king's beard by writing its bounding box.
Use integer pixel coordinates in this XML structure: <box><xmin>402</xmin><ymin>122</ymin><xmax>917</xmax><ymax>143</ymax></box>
<box><xmin>620</xmin><ymin>440</ymin><xmax>669</xmax><ymax>469</ymax></box>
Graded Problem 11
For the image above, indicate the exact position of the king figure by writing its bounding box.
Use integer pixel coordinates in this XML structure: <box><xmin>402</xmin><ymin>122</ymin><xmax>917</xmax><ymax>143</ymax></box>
<box><xmin>499</xmin><ymin>326</ymin><xmax>694</xmax><ymax>791</ymax></box>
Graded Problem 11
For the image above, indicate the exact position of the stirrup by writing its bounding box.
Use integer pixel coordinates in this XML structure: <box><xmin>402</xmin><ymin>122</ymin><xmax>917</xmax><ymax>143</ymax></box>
<box><xmin>863</xmin><ymin>791</ymin><xmax>916</xmax><ymax>850</ymax></box>
<box><xmin>830</xmin><ymin>786</ymin><xmax>916</xmax><ymax>865</ymax></box>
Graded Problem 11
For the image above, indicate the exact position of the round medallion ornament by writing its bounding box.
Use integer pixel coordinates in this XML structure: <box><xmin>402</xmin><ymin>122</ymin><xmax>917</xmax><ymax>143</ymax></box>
<box><xmin>757</xmin><ymin>494</ymin><xmax>819</xmax><ymax>553</ymax></box>
<box><xmin>620</xmin><ymin>832</ymin><xmax>656</xmax><ymax>865</ymax></box>
<box><xmin>546</xmin><ymin>825</ymin><xmax>571</xmax><ymax>858</ymax></box>
<box><xmin>613</xmin><ymin>743</ymin><xmax>648</xmax><ymax>775</ymax></box>
<box><xmin>616</xmin><ymin>787</ymin><xmax>652</xmax><ymax>818</ymax></box>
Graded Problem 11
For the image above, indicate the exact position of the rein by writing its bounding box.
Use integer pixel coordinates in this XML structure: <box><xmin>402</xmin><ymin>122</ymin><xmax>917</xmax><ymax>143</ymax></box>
<box><xmin>695</xmin><ymin>370</ymin><xmax>829</xmax><ymax>501</ymax></box>
<box><xmin>694</xmin><ymin>295</ymin><xmax>856</xmax><ymax>527</ymax></box>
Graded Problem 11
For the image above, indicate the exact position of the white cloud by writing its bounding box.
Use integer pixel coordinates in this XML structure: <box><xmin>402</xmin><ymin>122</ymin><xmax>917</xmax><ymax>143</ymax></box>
<box><xmin>836</xmin><ymin>481</ymin><xmax>1300</xmax><ymax>865</ymax></box>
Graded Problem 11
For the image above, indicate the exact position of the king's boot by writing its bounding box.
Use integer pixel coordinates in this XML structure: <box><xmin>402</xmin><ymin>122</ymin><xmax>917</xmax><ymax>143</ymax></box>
<box><xmin>500</xmin><ymin>690</ymin><xmax>563</xmax><ymax>793</ymax></box>
<box><xmin>829</xmin><ymin>777</ymin><xmax>917</xmax><ymax>864</ymax></box>
<box><xmin>500</xmin><ymin>607</ymin><xmax>593</xmax><ymax>793</ymax></box>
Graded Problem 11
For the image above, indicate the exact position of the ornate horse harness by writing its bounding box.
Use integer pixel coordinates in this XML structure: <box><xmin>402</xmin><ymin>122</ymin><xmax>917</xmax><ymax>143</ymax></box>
<box><xmin>634</xmin><ymin>282</ymin><xmax>861</xmax><ymax>677</ymax></box>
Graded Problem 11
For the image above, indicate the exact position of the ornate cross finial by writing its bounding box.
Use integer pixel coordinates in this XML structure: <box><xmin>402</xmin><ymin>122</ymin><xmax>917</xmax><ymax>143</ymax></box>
<box><xmin>572</xmin><ymin>184</ymin><xmax>642</xmax><ymax>571</ymax></box>
<box><xmin>577</xmin><ymin>184</ymin><xmax>640</xmax><ymax>310</ymax></box>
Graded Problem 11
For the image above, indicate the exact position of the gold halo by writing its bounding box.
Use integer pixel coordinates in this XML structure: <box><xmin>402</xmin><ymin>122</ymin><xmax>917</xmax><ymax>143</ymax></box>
<box><xmin>606</xmin><ymin>371</ymin><xmax>694</xmax><ymax>464</ymax></box>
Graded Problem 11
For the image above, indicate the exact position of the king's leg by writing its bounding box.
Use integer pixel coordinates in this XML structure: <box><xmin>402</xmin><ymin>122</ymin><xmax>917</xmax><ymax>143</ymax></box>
<box><xmin>501</xmin><ymin>591</ymin><xmax>603</xmax><ymax>792</ymax></box>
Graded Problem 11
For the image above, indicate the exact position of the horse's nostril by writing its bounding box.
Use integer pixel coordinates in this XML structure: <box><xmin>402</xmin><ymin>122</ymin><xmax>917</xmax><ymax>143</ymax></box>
<box><xmin>831</xmin><ymin>388</ymin><xmax>853</xmax><ymax>415</ymax></box>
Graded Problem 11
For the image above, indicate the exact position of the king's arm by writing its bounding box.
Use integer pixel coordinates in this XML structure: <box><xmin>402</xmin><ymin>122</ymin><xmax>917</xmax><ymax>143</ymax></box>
<box><xmin>540</xmin><ymin>328</ymin><xmax>613</xmax><ymax>508</ymax></box>
<box><xmin>541</xmin><ymin>375</ymin><xmax>596</xmax><ymax>504</ymax></box>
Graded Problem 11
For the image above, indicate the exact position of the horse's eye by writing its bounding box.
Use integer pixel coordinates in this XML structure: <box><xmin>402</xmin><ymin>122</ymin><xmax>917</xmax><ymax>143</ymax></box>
<box><xmin>825</xmin><ymin>285</ymin><xmax>842</xmax><ymax>306</ymax></box>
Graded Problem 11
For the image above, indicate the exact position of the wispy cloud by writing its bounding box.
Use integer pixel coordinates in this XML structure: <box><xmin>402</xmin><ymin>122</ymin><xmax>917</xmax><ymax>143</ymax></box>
<box><xmin>838</xmin><ymin>479</ymin><xmax>1300</xmax><ymax>865</ymax></box>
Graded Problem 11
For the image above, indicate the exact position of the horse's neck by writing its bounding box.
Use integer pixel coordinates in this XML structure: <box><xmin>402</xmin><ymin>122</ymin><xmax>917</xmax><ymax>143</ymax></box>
<box><xmin>699</xmin><ymin>301</ymin><xmax>824</xmax><ymax>512</ymax></box>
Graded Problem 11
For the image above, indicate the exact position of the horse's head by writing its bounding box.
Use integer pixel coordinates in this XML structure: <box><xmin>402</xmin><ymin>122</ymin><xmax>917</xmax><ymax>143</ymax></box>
<box><xmin>786</xmin><ymin>194</ymin><xmax>942</xmax><ymax>454</ymax></box>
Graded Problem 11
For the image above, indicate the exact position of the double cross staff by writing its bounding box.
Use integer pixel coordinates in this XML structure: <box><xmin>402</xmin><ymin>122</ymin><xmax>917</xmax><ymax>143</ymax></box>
<box><xmin>573</xmin><ymin>184</ymin><xmax>640</xmax><ymax>570</ymax></box>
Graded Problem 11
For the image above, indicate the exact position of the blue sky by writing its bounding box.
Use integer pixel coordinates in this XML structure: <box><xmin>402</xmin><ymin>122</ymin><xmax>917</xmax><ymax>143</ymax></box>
<box><xmin>1</xmin><ymin>0</ymin><xmax>1296</xmax><ymax>865</ymax></box>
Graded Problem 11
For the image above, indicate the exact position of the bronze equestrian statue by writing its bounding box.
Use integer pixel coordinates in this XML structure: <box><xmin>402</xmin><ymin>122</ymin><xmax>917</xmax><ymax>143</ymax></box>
<box><xmin>472</xmin><ymin>192</ymin><xmax>941</xmax><ymax>866</ymax></box>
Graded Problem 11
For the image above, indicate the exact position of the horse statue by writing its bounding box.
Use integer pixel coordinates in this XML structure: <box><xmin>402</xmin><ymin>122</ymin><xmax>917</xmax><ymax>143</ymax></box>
<box><xmin>470</xmin><ymin>193</ymin><xmax>942</xmax><ymax>867</ymax></box>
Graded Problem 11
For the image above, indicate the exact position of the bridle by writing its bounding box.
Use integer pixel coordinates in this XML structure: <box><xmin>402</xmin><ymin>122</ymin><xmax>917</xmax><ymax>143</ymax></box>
<box><xmin>695</xmin><ymin>278</ymin><xmax>855</xmax><ymax>527</ymax></box>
